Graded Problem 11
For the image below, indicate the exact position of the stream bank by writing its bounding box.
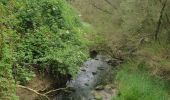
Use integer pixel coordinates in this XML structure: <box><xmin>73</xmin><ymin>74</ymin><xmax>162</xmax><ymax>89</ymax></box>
<box><xmin>16</xmin><ymin>0</ymin><xmax>121</xmax><ymax>99</ymax></box>
<box><xmin>16</xmin><ymin>54</ymin><xmax>118</xmax><ymax>100</ymax></box>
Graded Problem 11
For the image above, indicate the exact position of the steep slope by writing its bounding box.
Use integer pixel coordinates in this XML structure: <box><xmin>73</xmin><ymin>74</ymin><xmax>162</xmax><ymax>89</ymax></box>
<box><xmin>0</xmin><ymin>0</ymin><xmax>89</xmax><ymax>99</ymax></box>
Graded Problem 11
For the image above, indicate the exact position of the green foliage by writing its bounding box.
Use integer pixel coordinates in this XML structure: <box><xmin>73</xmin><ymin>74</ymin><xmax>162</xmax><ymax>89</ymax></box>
<box><xmin>0</xmin><ymin>32</ymin><xmax>18</xmax><ymax>99</ymax></box>
<box><xmin>113</xmin><ymin>61</ymin><xmax>170</xmax><ymax>100</ymax></box>
<box><xmin>15</xmin><ymin>65</ymin><xmax>35</xmax><ymax>85</ymax></box>
<box><xmin>13</xmin><ymin>0</ymin><xmax>88</xmax><ymax>78</ymax></box>
<box><xmin>0</xmin><ymin>0</ymin><xmax>89</xmax><ymax>99</ymax></box>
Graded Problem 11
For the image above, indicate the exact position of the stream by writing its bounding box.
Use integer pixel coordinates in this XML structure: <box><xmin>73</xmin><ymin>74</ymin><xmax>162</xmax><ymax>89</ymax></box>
<box><xmin>55</xmin><ymin>55</ymin><xmax>116</xmax><ymax>100</ymax></box>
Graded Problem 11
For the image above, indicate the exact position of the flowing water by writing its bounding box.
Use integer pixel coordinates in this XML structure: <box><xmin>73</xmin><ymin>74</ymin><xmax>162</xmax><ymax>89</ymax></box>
<box><xmin>55</xmin><ymin>55</ymin><xmax>113</xmax><ymax>100</ymax></box>
<box><xmin>54</xmin><ymin>1</ymin><xmax>119</xmax><ymax>99</ymax></box>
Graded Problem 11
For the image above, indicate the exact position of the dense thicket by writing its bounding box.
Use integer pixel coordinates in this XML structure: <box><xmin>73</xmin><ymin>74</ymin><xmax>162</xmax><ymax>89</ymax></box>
<box><xmin>0</xmin><ymin>0</ymin><xmax>88</xmax><ymax>99</ymax></box>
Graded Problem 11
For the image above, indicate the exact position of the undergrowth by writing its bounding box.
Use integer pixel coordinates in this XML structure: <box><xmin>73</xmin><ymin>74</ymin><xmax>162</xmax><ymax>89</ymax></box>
<box><xmin>0</xmin><ymin>0</ymin><xmax>89</xmax><ymax>99</ymax></box>
<box><xmin>70</xmin><ymin>0</ymin><xmax>170</xmax><ymax>100</ymax></box>
<box><xmin>113</xmin><ymin>60</ymin><xmax>170</xmax><ymax>100</ymax></box>
<box><xmin>138</xmin><ymin>42</ymin><xmax>170</xmax><ymax>72</ymax></box>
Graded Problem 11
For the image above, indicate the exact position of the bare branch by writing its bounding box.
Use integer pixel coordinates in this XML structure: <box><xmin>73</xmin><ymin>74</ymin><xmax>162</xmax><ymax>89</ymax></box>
<box><xmin>90</xmin><ymin>0</ymin><xmax>112</xmax><ymax>15</ymax></box>
<box><xmin>155</xmin><ymin>0</ymin><xmax>168</xmax><ymax>40</ymax></box>
<box><xmin>44</xmin><ymin>87</ymin><xmax>69</xmax><ymax>95</ymax></box>
<box><xmin>104</xmin><ymin>0</ymin><xmax>117</xmax><ymax>9</ymax></box>
<box><xmin>17</xmin><ymin>85</ymin><xmax>50</xmax><ymax>100</ymax></box>
<box><xmin>159</xmin><ymin>0</ymin><xmax>170</xmax><ymax>25</ymax></box>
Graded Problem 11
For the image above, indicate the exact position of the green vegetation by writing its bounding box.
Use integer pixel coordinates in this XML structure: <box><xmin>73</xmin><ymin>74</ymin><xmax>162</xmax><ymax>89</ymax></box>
<box><xmin>112</xmin><ymin>0</ymin><xmax>170</xmax><ymax>99</ymax></box>
<box><xmin>0</xmin><ymin>0</ymin><xmax>89</xmax><ymax>99</ymax></box>
<box><xmin>71</xmin><ymin>0</ymin><xmax>170</xmax><ymax>100</ymax></box>
<box><xmin>1</xmin><ymin>0</ymin><xmax>170</xmax><ymax>99</ymax></box>
<box><xmin>113</xmin><ymin>61</ymin><xmax>170</xmax><ymax>100</ymax></box>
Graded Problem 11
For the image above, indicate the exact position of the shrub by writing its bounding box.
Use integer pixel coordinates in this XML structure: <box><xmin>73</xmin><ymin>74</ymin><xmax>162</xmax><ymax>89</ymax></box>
<box><xmin>0</xmin><ymin>0</ymin><xmax>89</xmax><ymax>99</ymax></box>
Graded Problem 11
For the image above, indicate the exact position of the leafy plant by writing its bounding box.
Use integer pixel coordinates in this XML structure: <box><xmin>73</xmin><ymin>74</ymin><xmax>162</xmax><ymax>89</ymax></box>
<box><xmin>0</xmin><ymin>0</ymin><xmax>89</xmax><ymax>99</ymax></box>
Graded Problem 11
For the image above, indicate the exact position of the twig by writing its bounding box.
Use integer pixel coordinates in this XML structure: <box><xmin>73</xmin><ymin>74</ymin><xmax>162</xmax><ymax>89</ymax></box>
<box><xmin>159</xmin><ymin>0</ymin><xmax>170</xmax><ymax>25</ymax></box>
<box><xmin>104</xmin><ymin>0</ymin><xmax>117</xmax><ymax>9</ymax></box>
<box><xmin>17</xmin><ymin>85</ymin><xmax>50</xmax><ymax>100</ymax></box>
<box><xmin>44</xmin><ymin>87</ymin><xmax>69</xmax><ymax>95</ymax></box>
<box><xmin>90</xmin><ymin>0</ymin><xmax>112</xmax><ymax>15</ymax></box>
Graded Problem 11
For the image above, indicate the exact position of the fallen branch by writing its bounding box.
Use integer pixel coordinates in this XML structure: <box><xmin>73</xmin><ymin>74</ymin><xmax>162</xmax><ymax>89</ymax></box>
<box><xmin>17</xmin><ymin>85</ymin><xmax>50</xmax><ymax>100</ymax></box>
<box><xmin>44</xmin><ymin>87</ymin><xmax>69</xmax><ymax>95</ymax></box>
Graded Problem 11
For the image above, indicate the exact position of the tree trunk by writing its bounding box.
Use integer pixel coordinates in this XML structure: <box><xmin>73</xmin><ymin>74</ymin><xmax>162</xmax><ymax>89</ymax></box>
<box><xmin>155</xmin><ymin>0</ymin><xmax>168</xmax><ymax>40</ymax></box>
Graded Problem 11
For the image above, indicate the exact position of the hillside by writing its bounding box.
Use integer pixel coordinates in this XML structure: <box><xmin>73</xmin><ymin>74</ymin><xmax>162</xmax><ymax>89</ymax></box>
<box><xmin>71</xmin><ymin>0</ymin><xmax>170</xmax><ymax>100</ymax></box>
<box><xmin>0</xmin><ymin>0</ymin><xmax>170</xmax><ymax>100</ymax></box>
<box><xmin>0</xmin><ymin>0</ymin><xmax>89</xmax><ymax>99</ymax></box>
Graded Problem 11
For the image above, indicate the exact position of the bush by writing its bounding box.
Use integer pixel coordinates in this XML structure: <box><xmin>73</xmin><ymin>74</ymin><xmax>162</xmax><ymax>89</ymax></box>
<box><xmin>0</xmin><ymin>0</ymin><xmax>89</xmax><ymax>99</ymax></box>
